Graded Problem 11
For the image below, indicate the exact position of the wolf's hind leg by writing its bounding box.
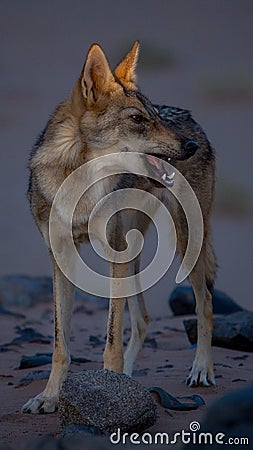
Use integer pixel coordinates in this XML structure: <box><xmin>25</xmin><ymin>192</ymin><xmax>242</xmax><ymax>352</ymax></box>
<box><xmin>186</xmin><ymin>247</ymin><xmax>215</xmax><ymax>387</ymax></box>
<box><xmin>21</xmin><ymin>259</ymin><xmax>74</xmax><ymax>413</ymax></box>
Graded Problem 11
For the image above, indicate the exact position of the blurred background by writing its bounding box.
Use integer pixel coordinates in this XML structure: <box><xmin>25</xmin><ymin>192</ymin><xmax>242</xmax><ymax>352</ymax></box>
<box><xmin>1</xmin><ymin>0</ymin><xmax>252</xmax><ymax>314</ymax></box>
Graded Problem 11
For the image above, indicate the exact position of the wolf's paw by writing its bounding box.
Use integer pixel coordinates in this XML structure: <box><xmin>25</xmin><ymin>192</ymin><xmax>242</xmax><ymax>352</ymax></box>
<box><xmin>21</xmin><ymin>394</ymin><xmax>58</xmax><ymax>414</ymax></box>
<box><xmin>186</xmin><ymin>357</ymin><xmax>215</xmax><ymax>387</ymax></box>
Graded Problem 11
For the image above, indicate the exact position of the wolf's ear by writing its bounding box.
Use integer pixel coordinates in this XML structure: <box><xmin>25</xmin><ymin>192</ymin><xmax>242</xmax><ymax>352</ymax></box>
<box><xmin>80</xmin><ymin>44</ymin><xmax>118</xmax><ymax>104</ymax></box>
<box><xmin>114</xmin><ymin>41</ymin><xmax>140</xmax><ymax>90</ymax></box>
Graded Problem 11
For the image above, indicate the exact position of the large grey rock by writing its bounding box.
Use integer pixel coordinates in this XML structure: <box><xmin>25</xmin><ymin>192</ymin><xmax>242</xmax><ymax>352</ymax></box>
<box><xmin>59</xmin><ymin>369</ymin><xmax>157</xmax><ymax>435</ymax></box>
<box><xmin>184</xmin><ymin>310</ymin><xmax>253</xmax><ymax>351</ymax></box>
<box><xmin>21</xmin><ymin>436</ymin><xmax>58</xmax><ymax>450</ymax></box>
<box><xmin>183</xmin><ymin>385</ymin><xmax>253</xmax><ymax>449</ymax></box>
<box><xmin>0</xmin><ymin>275</ymin><xmax>53</xmax><ymax>308</ymax></box>
<box><xmin>0</xmin><ymin>443</ymin><xmax>13</xmax><ymax>450</ymax></box>
<box><xmin>0</xmin><ymin>275</ymin><xmax>108</xmax><ymax>310</ymax></box>
<box><xmin>169</xmin><ymin>286</ymin><xmax>243</xmax><ymax>316</ymax></box>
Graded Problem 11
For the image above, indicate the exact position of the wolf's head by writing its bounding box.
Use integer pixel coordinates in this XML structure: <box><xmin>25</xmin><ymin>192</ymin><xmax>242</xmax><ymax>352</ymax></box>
<box><xmin>69</xmin><ymin>42</ymin><xmax>198</xmax><ymax>185</ymax></box>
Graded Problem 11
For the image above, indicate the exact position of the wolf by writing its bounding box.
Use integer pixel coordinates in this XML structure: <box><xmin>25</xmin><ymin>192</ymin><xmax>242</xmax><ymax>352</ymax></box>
<box><xmin>22</xmin><ymin>41</ymin><xmax>216</xmax><ymax>414</ymax></box>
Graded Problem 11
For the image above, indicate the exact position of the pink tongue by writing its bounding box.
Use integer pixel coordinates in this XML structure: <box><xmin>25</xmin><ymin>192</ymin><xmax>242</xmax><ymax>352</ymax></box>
<box><xmin>146</xmin><ymin>155</ymin><xmax>164</xmax><ymax>175</ymax></box>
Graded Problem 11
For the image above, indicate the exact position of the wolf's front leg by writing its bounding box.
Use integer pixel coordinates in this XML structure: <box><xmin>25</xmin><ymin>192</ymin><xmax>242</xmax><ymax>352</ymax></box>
<box><xmin>104</xmin><ymin>297</ymin><xmax>126</xmax><ymax>373</ymax></box>
<box><xmin>21</xmin><ymin>261</ymin><xmax>74</xmax><ymax>413</ymax></box>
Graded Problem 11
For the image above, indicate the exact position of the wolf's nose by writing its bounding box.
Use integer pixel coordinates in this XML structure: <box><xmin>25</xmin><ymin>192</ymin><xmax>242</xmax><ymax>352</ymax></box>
<box><xmin>183</xmin><ymin>140</ymin><xmax>199</xmax><ymax>156</ymax></box>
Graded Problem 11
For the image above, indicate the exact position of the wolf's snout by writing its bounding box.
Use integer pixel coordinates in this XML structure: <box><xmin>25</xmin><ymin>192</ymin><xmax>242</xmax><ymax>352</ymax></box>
<box><xmin>182</xmin><ymin>140</ymin><xmax>199</xmax><ymax>157</ymax></box>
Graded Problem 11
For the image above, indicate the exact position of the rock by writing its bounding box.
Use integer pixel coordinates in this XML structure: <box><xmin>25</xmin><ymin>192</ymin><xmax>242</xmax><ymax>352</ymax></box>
<box><xmin>0</xmin><ymin>275</ymin><xmax>53</xmax><ymax>309</ymax></box>
<box><xmin>20</xmin><ymin>436</ymin><xmax>58</xmax><ymax>450</ymax></box>
<box><xmin>232</xmin><ymin>378</ymin><xmax>247</xmax><ymax>383</ymax></box>
<box><xmin>182</xmin><ymin>384</ymin><xmax>253</xmax><ymax>449</ymax></box>
<box><xmin>59</xmin><ymin>369</ymin><xmax>157</xmax><ymax>435</ymax></box>
<box><xmin>183</xmin><ymin>319</ymin><xmax>198</xmax><ymax>344</ymax></box>
<box><xmin>18</xmin><ymin>370</ymin><xmax>51</xmax><ymax>387</ymax></box>
<box><xmin>11</xmin><ymin>326</ymin><xmax>52</xmax><ymax>345</ymax></box>
<box><xmin>0</xmin><ymin>275</ymin><xmax>108</xmax><ymax>311</ymax></box>
<box><xmin>132</xmin><ymin>369</ymin><xmax>149</xmax><ymax>377</ymax></box>
<box><xmin>18</xmin><ymin>352</ymin><xmax>52</xmax><ymax>369</ymax></box>
<box><xmin>89</xmin><ymin>335</ymin><xmax>105</xmax><ymax>347</ymax></box>
<box><xmin>184</xmin><ymin>310</ymin><xmax>253</xmax><ymax>352</ymax></box>
<box><xmin>61</xmin><ymin>423</ymin><xmax>102</xmax><ymax>438</ymax></box>
<box><xmin>71</xmin><ymin>356</ymin><xmax>91</xmax><ymax>365</ymax></box>
<box><xmin>230</xmin><ymin>354</ymin><xmax>249</xmax><ymax>360</ymax></box>
<box><xmin>0</xmin><ymin>305</ymin><xmax>25</xmax><ymax>319</ymax></box>
<box><xmin>169</xmin><ymin>286</ymin><xmax>243</xmax><ymax>316</ymax></box>
<box><xmin>0</xmin><ymin>443</ymin><xmax>13</xmax><ymax>450</ymax></box>
<box><xmin>18</xmin><ymin>353</ymin><xmax>91</xmax><ymax>369</ymax></box>
<box><xmin>143</xmin><ymin>335</ymin><xmax>157</xmax><ymax>349</ymax></box>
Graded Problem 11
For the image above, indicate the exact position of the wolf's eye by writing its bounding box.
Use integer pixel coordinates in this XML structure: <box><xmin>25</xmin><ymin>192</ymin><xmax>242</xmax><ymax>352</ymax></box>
<box><xmin>130</xmin><ymin>114</ymin><xmax>145</xmax><ymax>124</ymax></box>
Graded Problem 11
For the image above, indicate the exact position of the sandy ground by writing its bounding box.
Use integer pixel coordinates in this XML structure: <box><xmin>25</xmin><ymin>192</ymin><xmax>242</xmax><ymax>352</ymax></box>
<box><xmin>0</xmin><ymin>298</ymin><xmax>252</xmax><ymax>445</ymax></box>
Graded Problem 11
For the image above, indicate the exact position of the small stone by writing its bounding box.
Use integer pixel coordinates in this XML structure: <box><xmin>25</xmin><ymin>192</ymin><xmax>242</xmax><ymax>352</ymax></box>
<box><xmin>17</xmin><ymin>370</ymin><xmax>51</xmax><ymax>387</ymax></box>
<box><xmin>184</xmin><ymin>310</ymin><xmax>253</xmax><ymax>352</ymax></box>
<box><xmin>59</xmin><ymin>369</ymin><xmax>157</xmax><ymax>435</ymax></box>
<box><xmin>71</xmin><ymin>356</ymin><xmax>91</xmax><ymax>364</ymax></box>
<box><xmin>229</xmin><ymin>354</ymin><xmax>249</xmax><ymax>360</ymax></box>
<box><xmin>169</xmin><ymin>286</ymin><xmax>243</xmax><ymax>316</ymax></box>
<box><xmin>0</xmin><ymin>305</ymin><xmax>25</xmax><ymax>319</ymax></box>
<box><xmin>232</xmin><ymin>378</ymin><xmax>247</xmax><ymax>383</ymax></box>
<box><xmin>18</xmin><ymin>353</ymin><xmax>91</xmax><ymax>369</ymax></box>
<box><xmin>89</xmin><ymin>335</ymin><xmax>105</xmax><ymax>347</ymax></box>
<box><xmin>18</xmin><ymin>353</ymin><xmax>52</xmax><ymax>369</ymax></box>
<box><xmin>132</xmin><ymin>369</ymin><xmax>149</xmax><ymax>377</ymax></box>
<box><xmin>61</xmin><ymin>423</ymin><xmax>102</xmax><ymax>438</ymax></box>
<box><xmin>11</xmin><ymin>326</ymin><xmax>52</xmax><ymax>345</ymax></box>
<box><xmin>144</xmin><ymin>336</ymin><xmax>157</xmax><ymax>349</ymax></box>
